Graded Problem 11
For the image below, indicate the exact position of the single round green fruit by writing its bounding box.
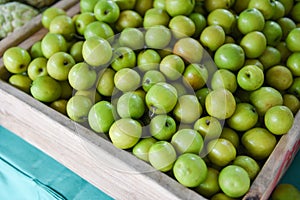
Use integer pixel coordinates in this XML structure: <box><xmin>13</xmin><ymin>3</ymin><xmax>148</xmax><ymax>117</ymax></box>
<box><xmin>173</xmin><ymin>95</ymin><xmax>203</xmax><ymax>124</ymax></box>
<box><xmin>27</xmin><ymin>57</ymin><xmax>48</xmax><ymax>81</ymax></box>
<box><xmin>227</xmin><ymin>103</ymin><xmax>258</xmax><ymax>132</ymax></box>
<box><xmin>88</xmin><ymin>101</ymin><xmax>116</xmax><ymax>133</ymax></box>
<box><xmin>264</xmin><ymin>105</ymin><xmax>294</xmax><ymax>135</ymax></box>
<box><xmin>207</xmin><ymin>138</ymin><xmax>236</xmax><ymax>167</ymax></box>
<box><xmin>241</xmin><ymin>127</ymin><xmax>277</xmax><ymax>160</ymax></box>
<box><xmin>30</xmin><ymin>75</ymin><xmax>62</xmax><ymax>103</ymax></box>
<box><xmin>218</xmin><ymin>165</ymin><xmax>250</xmax><ymax>198</ymax></box>
<box><xmin>205</xmin><ymin>88</ymin><xmax>236</xmax><ymax>119</ymax></box>
<box><xmin>237</xmin><ymin>64</ymin><xmax>264</xmax><ymax>91</ymax></box>
<box><xmin>3</xmin><ymin>47</ymin><xmax>31</xmax><ymax>74</ymax></box>
<box><xmin>214</xmin><ymin>43</ymin><xmax>245</xmax><ymax>71</ymax></box>
<box><xmin>82</xmin><ymin>36</ymin><xmax>113</xmax><ymax>67</ymax></box>
<box><xmin>114</xmin><ymin>68</ymin><xmax>141</xmax><ymax>92</ymax></box>
<box><xmin>117</xmin><ymin>91</ymin><xmax>145</xmax><ymax>119</ymax></box>
<box><xmin>193</xmin><ymin>116</ymin><xmax>223</xmax><ymax>141</ymax></box>
<box><xmin>145</xmin><ymin>82</ymin><xmax>178</xmax><ymax>114</ymax></box>
<box><xmin>173</xmin><ymin>153</ymin><xmax>208</xmax><ymax>188</ymax></box>
<box><xmin>171</xmin><ymin>128</ymin><xmax>204</xmax><ymax>155</ymax></box>
<box><xmin>233</xmin><ymin>155</ymin><xmax>260</xmax><ymax>181</ymax></box>
<box><xmin>149</xmin><ymin>114</ymin><xmax>176</xmax><ymax>141</ymax></box>
<box><xmin>148</xmin><ymin>141</ymin><xmax>177</xmax><ymax>172</ymax></box>
<box><xmin>68</xmin><ymin>62</ymin><xmax>97</xmax><ymax>91</ymax></box>
<box><xmin>109</xmin><ymin>118</ymin><xmax>142</xmax><ymax>149</ymax></box>
<box><xmin>47</xmin><ymin>52</ymin><xmax>75</xmax><ymax>81</ymax></box>
<box><xmin>66</xmin><ymin>95</ymin><xmax>93</xmax><ymax>123</ymax></box>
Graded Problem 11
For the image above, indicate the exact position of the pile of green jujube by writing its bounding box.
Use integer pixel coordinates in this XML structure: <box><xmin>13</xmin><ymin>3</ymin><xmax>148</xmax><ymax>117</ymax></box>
<box><xmin>3</xmin><ymin>0</ymin><xmax>300</xmax><ymax>199</ymax></box>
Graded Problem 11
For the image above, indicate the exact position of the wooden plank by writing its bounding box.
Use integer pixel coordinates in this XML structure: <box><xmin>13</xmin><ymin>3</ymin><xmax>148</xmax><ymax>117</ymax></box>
<box><xmin>0</xmin><ymin>0</ymin><xmax>79</xmax><ymax>57</ymax></box>
<box><xmin>243</xmin><ymin>111</ymin><xmax>300</xmax><ymax>200</ymax></box>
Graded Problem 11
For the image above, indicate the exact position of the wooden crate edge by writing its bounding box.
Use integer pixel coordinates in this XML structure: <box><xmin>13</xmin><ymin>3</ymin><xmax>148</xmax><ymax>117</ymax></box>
<box><xmin>243</xmin><ymin>111</ymin><xmax>300</xmax><ymax>200</ymax></box>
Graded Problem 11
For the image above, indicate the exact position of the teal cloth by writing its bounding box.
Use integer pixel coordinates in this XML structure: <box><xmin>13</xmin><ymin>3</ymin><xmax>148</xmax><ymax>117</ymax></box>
<box><xmin>0</xmin><ymin>125</ymin><xmax>299</xmax><ymax>199</ymax></box>
<box><xmin>0</xmin><ymin>125</ymin><xmax>114</xmax><ymax>200</ymax></box>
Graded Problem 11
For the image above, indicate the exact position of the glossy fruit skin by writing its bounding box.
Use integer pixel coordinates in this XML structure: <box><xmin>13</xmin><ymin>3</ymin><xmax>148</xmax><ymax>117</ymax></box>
<box><xmin>286</xmin><ymin>28</ymin><xmax>300</xmax><ymax>52</ymax></box>
<box><xmin>193</xmin><ymin>116</ymin><xmax>223</xmax><ymax>141</ymax></box>
<box><xmin>94</xmin><ymin>0</ymin><xmax>120</xmax><ymax>23</ymax></box>
<box><xmin>266</xmin><ymin>65</ymin><xmax>293</xmax><ymax>91</ymax></box>
<box><xmin>237</xmin><ymin>64</ymin><xmax>264</xmax><ymax>91</ymax></box>
<box><xmin>241</xmin><ymin>127</ymin><xmax>277</xmax><ymax>160</ymax></box>
<box><xmin>160</xmin><ymin>54</ymin><xmax>185</xmax><ymax>81</ymax></box>
<box><xmin>145</xmin><ymin>25</ymin><xmax>172</xmax><ymax>49</ymax></box>
<box><xmin>41</xmin><ymin>33</ymin><xmax>67</xmax><ymax>59</ymax></box>
<box><xmin>169</xmin><ymin>15</ymin><xmax>196</xmax><ymax>38</ymax></box>
<box><xmin>227</xmin><ymin>103</ymin><xmax>258</xmax><ymax>132</ymax></box>
<box><xmin>114</xmin><ymin>68</ymin><xmax>141</xmax><ymax>92</ymax></box>
<box><xmin>49</xmin><ymin>15</ymin><xmax>76</xmax><ymax>41</ymax></box>
<box><xmin>165</xmin><ymin>0</ymin><xmax>195</xmax><ymax>17</ymax></box>
<box><xmin>41</xmin><ymin>7</ymin><xmax>66</xmax><ymax>29</ymax></box>
<box><xmin>74</xmin><ymin>12</ymin><xmax>96</xmax><ymax>36</ymax></box>
<box><xmin>118</xmin><ymin>27</ymin><xmax>145</xmax><ymax>50</ymax></box>
<box><xmin>262</xmin><ymin>20</ymin><xmax>283</xmax><ymax>46</ymax></box>
<box><xmin>195</xmin><ymin>167</ymin><xmax>220</xmax><ymax>198</ymax></box>
<box><xmin>171</xmin><ymin>128</ymin><xmax>204</xmax><ymax>155</ymax></box>
<box><xmin>68</xmin><ymin>62</ymin><xmax>97</xmax><ymax>91</ymax></box>
<box><xmin>115</xmin><ymin>10</ymin><xmax>142</xmax><ymax>32</ymax></box>
<box><xmin>287</xmin><ymin>52</ymin><xmax>300</xmax><ymax>76</ymax></box>
<box><xmin>264</xmin><ymin>105</ymin><xmax>294</xmax><ymax>135</ymax></box>
<box><xmin>83</xmin><ymin>21</ymin><xmax>115</xmax><ymax>41</ymax></box>
<box><xmin>66</xmin><ymin>95</ymin><xmax>93</xmax><ymax>123</ymax></box>
<box><xmin>240</xmin><ymin>31</ymin><xmax>267</xmax><ymax>58</ymax></box>
<box><xmin>207</xmin><ymin>138</ymin><xmax>236</xmax><ymax>167</ymax></box>
<box><xmin>183</xmin><ymin>63</ymin><xmax>208</xmax><ymax>91</ymax></box>
<box><xmin>132</xmin><ymin>137</ymin><xmax>157</xmax><ymax>162</ymax></box>
<box><xmin>249</xmin><ymin>86</ymin><xmax>283</xmax><ymax>116</ymax></box>
<box><xmin>88</xmin><ymin>101</ymin><xmax>116</xmax><ymax>133</ymax></box>
<box><xmin>205</xmin><ymin>88</ymin><xmax>236</xmax><ymax>119</ymax></box>
<box><xmin>96</xmin><ymin>68</ymin><xmax>116</xmax><ymax>97</ymax></box>
<box><xmin>148</xmin><ymin>141</ymin><xmax>177</xmax><ymax>172</ymax></box>
<box><xmin>109</xmin><ymin>118</ymin><xmax>142</xmax><ymax>149</ymax></box>
<box><xmin>30</xmin><ymin>75</ymin><xmax>62</xmax><ymax>103</ymax></box>
<box><xmin>200</xmin><ymin>25</ymin><xmax>225</xmax><ymax>52</ymax></box>
<box><xmin>137</xmin><ymin>49</ymin><xmax>161</xmax><ymax>72</ymax></box>
<box><xmin>145</xmin><ymin>82</ymin><xmax>178</xmax><ymax>114</ymax></box>
<box><xmin>149</xmin><ymin>114</ymin><xmax>176</xmax><ymax>140</ymax></box>
<box><xmin>143</xmin><ymin>8</ymin><xmax>170</xmax><ymax>28</ymax></box>
<box><xmin>116</xmin><ymin>92</ymin><xmax>145</xmax><ymax>119</ymax></box>
<box><xmin>247</xmin><ymin>0</ymin><xmax>275</xmax><ymax>20</ymax></box>
<box><xmin>111</xmin><ymin>47</ymin><xmax>136</xmax><ymax>71</ymax></box>
<box><xmin>207</xmin><ymin>8</ymin><xmax>236</xmax><ymax>34</ymax></box>
<box><xmin>142</xmin><ymin>70</ymin><xmax>166</xmax><ymax>92</ymax></box>
<box><xmin>214</xmin><ymin>43</ymin><xmax>245</xmax><ymax>71</ymax></box>
<box><xmin>8</xmin><ymin>74</ymin><xmax>32</xmax><ymax>94</ymax></box>
<box><xmin>211</xmin><ymin>69</ymin><xmax>237</xmax><ymax>93</ymax></box>
<box><xmin>232</xmin><ymin>155</ymin><xmax>260</xmax><ymax>180</ymax></box>
<box><xmin>218</xmin><ymin>165</ymin><xmax>250</xmax><ymax>198</ymax></box>
<box><xmin>173</xmin><ymin>153</ymin><xmax>208</xmax><ymax>187</ymax></box>
<box><xmin>82</xmin><ymin>36</ymin><xmax>113</xmax><ymax>67</ymax></box>
<box><xmin>47</xmin><ymin>52</ymin><xmax>75</xmax><ymax>81</ymax></box>
<box><xmin>237</xmin><ymin>8</ymin><xmax>265</xmax><ymax>34</ymax></box>
<box><xmin>173</xmin><ymin>37</ymin><xmax>204</xmax><ymax>64</ymax></box>
<box><xmin>3</xmin><ymin>46</ymin><xmax>31</xmax><ymax>74</ymax></box>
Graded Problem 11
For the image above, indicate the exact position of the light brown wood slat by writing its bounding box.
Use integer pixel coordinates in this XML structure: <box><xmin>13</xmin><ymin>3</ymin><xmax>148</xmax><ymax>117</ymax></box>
<box><xmin>243</xmin><ymin>111</ymin><xmax>300</xmax><ymax>200</ymax></box>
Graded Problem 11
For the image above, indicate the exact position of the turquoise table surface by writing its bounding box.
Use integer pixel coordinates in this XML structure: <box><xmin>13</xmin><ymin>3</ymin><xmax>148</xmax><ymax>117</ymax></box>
<box><xmin>0</xmin><ymin>125</ymin><xmax>113</xmax><ymax>200</ymax></box>
<box><xmin>0</xmin><ymin>125</ymin><xmax>299</xmax><ymax>199</ymax></box>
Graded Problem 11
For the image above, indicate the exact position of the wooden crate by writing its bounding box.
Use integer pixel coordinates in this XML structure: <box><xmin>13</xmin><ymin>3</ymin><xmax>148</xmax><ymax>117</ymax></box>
<box><xmin>0</xmin><ymin>2</ymin><xmax>299</xmax><ymax>200</ymax></box>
